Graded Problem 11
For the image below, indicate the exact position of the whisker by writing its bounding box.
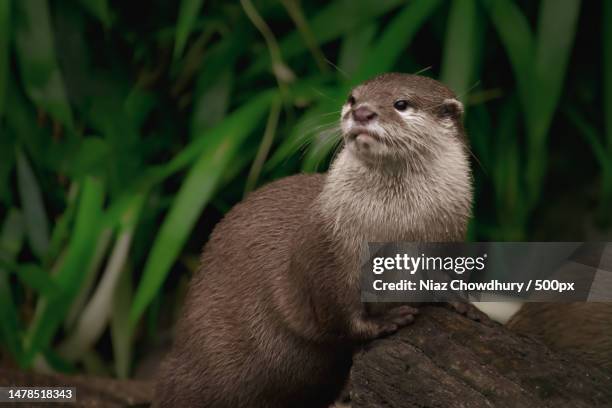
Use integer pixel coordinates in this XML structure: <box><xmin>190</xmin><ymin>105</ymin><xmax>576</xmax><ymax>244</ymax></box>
<box><xmin>464</xmin><ymin>144</ymin><xmax>487</xmax><ymax>176</ymax></box>
<box><xmin>316</xmin><ymin>110</ymin><xmax>343</xmax><ymax>118</ymax></box>
<box><xmin>324</xmin><ymin>57</ymin><xmax>349</xmax><ymax>79</ymax></box>
<box><xmin>310</xmin><ymin>86</ymin><xmax>341</xmax><ymax>102</ymax></box>
<box><xmin>413</xmin><ymin>65</ymin><xmax>433</xmax><ymax>76</ymax></box>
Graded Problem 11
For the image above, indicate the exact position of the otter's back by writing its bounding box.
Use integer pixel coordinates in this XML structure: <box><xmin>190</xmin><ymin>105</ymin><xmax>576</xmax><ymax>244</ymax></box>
<box><xmin>203</xmin><ymin>173</ymin><xmax>325</xmax><ymax>273</ymax></box>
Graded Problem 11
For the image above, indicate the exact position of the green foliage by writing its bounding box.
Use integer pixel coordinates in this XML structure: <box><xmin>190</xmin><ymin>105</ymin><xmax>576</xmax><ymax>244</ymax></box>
<box><xmin>0</xmin><ymin>0</ymin><xmax>609</xmax><ymax>376</ymax></box>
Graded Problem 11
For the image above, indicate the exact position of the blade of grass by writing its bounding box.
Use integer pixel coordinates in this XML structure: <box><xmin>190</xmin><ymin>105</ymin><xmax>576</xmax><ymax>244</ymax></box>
<box><xmin>24</xmin><ymin>177</ymin><xmax>105</xmax><ymax>365</ymax></box>
<box><xmin>480</xmin><ymin>0</ymin><xmax>534</xmax><ymax>114</ymax></box>
<box><xmin>16</xmin><ymin>147</ymin><xmax>50</xmax><ymax>259</ymax></box>
<box><xmin>129</xmin><ymin>91</ymin><xmax>275</xmax><ymax>327</ymax></box>
<box><xmin>0</xmin><ymin>0</ymin><xmax>10</xmax><ymax>118</ymax></box>
<box><xmin>14</xmin><ymin>0</ymin><xmax>73</xmax><ymax>128</ymax></box>
<box><xmin>16</xmin><ymin>263</ymin><xmax>61</xmax><ymax>296</ymax></box>
<box><xmin>246</xmin><ymin>0</ymin><xmax>405</xmax><ymax>77</ymax></box>
<box><xmin>0</xmin><ymin>209</ymin><xmax>24</xmax><ymax>260</ymax></box>
<box><xmin>565</xmin><ymin>106</ymin><xmax>612</xmax><ymax>220</ymax></box>
<box><xmin>264</xmin><ymin>101</ymin><xmax>340</xmax><ymax>172</ymax></box>
<box><xmin>337</xmin><ymin>23</ymin><xmax>377</xmax><ymax>78</ymax></box>
<box><xmin>173</xmin><ymin>0</ymin><xmax>205</xmax><ymax>61</ymax></box>
<box><xmin>0</xmin><ymin>209</ymin><xmax>25</xmax><ymax>366</ymax></box>
<box><xmin>59</xmin><ymin>193</ymin><xmax>144</xmax><ymax>361</ymax></box>
<box><xmin>45</xmin><ymin>182</ymin><xmax>79</xmax><ymax>268</ymax></box>
<box><xmin>525</xmin><ymin>0</ymin><xmax>580</xmax><ymax>204</ymax></box>
<box><xmin>42</xmin><ymin>348</ymin><xmax>76</xmax><ymax>373</ymax></box>
<box><xmin>244</xmin><ymin>96</ymin><xmax>282</xmax><ymax>195</ymax></box>
<box><xmin>63</xmin><ymin>227</ymin><xmax>112</xmax><ymax>329</ymax></box>
<box><xmin>263</xmin><ymin>80</ymin><xmax>346</xmax><ymax>172</ymax></box>
<box><xmin>354</xmin><ymin>0</ymin><xmax>443</xmax><ymax>83</ymax></box>
<box><xmin>440</xmin><ymin>0</ymin><xmax>478</xmax><ymax>99</ymax></box>
<box><xmin>494</xmin><ymin>98</ymin><xmax>523</xmax><ymax>239</ymax></box>
<box><xmin>111</xmin><ymin>262</ymin><xmax>133</xmax><ymax>378</ymax></box>
<box><xmin>152</xmin><ymin>91</ymin><xmax>276</xmax><ymax>185</ymax></box>
<box><xmin>77</xmin><ymin>0</ymin><xmax>112</xmax><ymax>28</ymax></box>
<box><xmin>280</xmin><ymin>0</ymin><xmax>328</xmax><ymax>72</ymax></box>
<box><xmin>241</xmin><ymin>0</ymin><xmax>294</xmax><ymax>86</ymax></box>
<box><xmin>565</xmin><ymin>108</ymin><xmax>607</xmax><ymax>167</ymax></box>
<box><xmin>191</xmin><ymin>70</ymin><xmax>232</xmax><ymax>133</ymax></box>
<box><xmin>531</xmin><ymin>0</ymin><xmax>581</xmax><ymax>136</ymax></box>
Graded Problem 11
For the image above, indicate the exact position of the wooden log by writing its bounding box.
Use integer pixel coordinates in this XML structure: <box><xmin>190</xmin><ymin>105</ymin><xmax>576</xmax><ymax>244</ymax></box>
<box><xmin>0</xmin><ymin>368</ymin><xmax>152</xmax><ymax>407</ymax></box>
<box><xmin>351</xmin><ymin>306</ymin><xmax>612</xmax><ymax>408</ymax></box>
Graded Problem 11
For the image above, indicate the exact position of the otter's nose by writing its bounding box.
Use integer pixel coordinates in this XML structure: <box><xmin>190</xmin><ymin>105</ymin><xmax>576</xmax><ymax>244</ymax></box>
<box><xmin>352</xmin><ymin>106</ymin><xmax>377</xmax><ymax>124</ymax></box>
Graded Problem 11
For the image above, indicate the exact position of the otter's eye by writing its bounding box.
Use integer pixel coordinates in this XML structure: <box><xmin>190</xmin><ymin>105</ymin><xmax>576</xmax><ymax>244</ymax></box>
<box><xmin>393</xmin><ymin>100</ymin><xmax>412</xmax><ymax>111</ymax></box>
<box><xmin>347</xmin><ymin>95</ymin><xmax>356</xmax><ymax>105</ymax></box>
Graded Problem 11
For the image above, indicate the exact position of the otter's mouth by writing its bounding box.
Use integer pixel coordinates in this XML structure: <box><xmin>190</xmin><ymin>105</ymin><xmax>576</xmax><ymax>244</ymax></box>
<box><xmin>345</xmin><ymin>127</ymin><xmax>382</xmax><ymax>143</ymax></box>
<box><xmin>344</xmin><ymin>127</ymin><xmax>387</xmax><ymax>156</ymax></box>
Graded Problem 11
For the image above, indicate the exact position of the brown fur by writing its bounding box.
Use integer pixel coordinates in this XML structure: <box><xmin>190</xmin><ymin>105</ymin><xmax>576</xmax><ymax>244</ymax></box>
<box><xmin>154</xmin><ymin>73</ymin><xmax>472</xmax><ymax>407</ymax></box>
<box><xmin>507</xmin><ymin>303</ymin><xmax>612</xmax><ymax>372</ymax></box>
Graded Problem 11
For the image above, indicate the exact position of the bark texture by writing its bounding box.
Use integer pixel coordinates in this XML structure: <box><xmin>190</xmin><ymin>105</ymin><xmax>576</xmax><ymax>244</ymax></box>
<box><xmin>351</xmin><ymin>306</ymin><xmax>612</xmax><ymax>408</ymax></box>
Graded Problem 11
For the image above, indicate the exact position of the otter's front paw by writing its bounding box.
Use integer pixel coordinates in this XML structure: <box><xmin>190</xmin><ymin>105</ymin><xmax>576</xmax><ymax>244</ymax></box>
<box><xmin>375</xmin><ymin>305</ymin><xmax>419</xmax><ymax>336</ymax></box>
<box><xmin>447</xmin><ymin>302</ymin><xmax>488</xmax><ymax>322</ymax></box>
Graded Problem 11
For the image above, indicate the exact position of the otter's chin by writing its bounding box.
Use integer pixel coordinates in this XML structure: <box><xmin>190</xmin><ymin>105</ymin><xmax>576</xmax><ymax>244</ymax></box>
<box><xmin>345</xmin><ymin>133</ymin><xmax>388</xmax><ymax>161</ymax></box>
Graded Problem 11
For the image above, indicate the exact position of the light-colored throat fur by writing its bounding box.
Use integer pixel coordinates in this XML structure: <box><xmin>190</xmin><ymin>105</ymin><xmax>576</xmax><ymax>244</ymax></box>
<box><xmin>317</xmin><ymin>142</ymin><xmax>472</xmax><ymax>256</ymax></box>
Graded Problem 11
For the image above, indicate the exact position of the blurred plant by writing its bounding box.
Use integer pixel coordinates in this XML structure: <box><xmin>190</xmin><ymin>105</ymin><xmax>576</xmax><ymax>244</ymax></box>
<box><xmin>565</xmin><ymin>0</ymin><xmax>612</xmax><ymax>226</ymax></box>
<box><xmin>0</xmin><ymin>0</ymin><xmax>606</xmax><ymax>378</ymax></box>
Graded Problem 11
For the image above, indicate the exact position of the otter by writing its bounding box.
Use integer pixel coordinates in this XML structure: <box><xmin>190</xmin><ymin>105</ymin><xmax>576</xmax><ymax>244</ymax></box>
<box><xmin>154</xmin><ymin>73</ymin><xmax>473</xmax><ymax>407</ymax></box>
<box><xmin>507</xmin><ymin>303</ymin><xmax>612</xmax><ymax>373</ymax></box>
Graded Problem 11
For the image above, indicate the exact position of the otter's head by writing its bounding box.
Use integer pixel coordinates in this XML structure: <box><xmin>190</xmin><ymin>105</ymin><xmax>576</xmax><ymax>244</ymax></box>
<box><xmin>341</xmin><ymin>73</ymin><xmax>465</xmax><ymax>166</ymax></box>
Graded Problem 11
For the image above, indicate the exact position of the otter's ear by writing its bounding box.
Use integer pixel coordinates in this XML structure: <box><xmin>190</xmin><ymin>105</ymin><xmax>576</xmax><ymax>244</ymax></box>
<box><xmin>438</xmin><ymin>98</ymin><xmax>464</xmax><ymax>120</ymax></box>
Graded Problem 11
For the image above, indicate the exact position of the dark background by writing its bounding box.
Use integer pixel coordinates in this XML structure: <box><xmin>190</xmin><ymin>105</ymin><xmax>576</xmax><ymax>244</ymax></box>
<box><xmin>0</xmin><ymin>0</ymin><xmax>610</xmax><ymax>378</ymax></box>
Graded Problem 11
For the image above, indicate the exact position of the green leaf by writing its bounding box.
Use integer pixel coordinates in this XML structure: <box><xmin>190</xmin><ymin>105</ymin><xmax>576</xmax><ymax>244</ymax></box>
<box><xmin>0</xmin><ymin>269</ymin><xmax>22</xmax><ymax>364</ymax></box>
<box><xmin>14</xmin><ymin>0</ymin><xmax>74</xmax><ymax>128</ymax></box>
<box><xmin>494</xmin><ymin>98</ymin><xmax>522</xmax><ymax>237</ymax></box>
<box><xmin>565</xmin><ymin>108</ymin><xmax>607</xmax><ymax>167</ymax></box>
<box><xmin>16</xmin><ymin>147</ymin><xmax>50</xmax><ymax>259</ymax></box>
<box><xmin>173</xmin><ymin>0</ymin><xmax>205</xmax><ymax>60</ymax></box>
<box><xmin>77</xmin><ymin>0</ymin><xmax>112</xmax><ymax>27</ymax></box>
<box><xmin>354</xmin><ymin>0</ymin><xmax>443</xmax><ymax>83</ymax></box>
<box><xmin>24</xmin><ymin>177</ymin><xmax>105</xmax><ymax>365</ymax></box>
<box><xmin>265</xmin><ymin>100</ymin><xmax>341</xmax><ymax>172</ymax></box>
<box><xmin>0</xmin><ymin>208</ymin><xmax>25</xmax><ymax>259</ymax></box>
<box><xmin>280</xmin><ymin>0</ymin><xmax>328</xmax><ymax>72</ymax></box>
<box><xmin>46</xmin><ymin>183</ymin><xmax>79</xmax><ymax>268</ymax></box>
<box><xmin>530</xmin><ymin>0</ymin><xmax>581</xmax><ymax>143</ymax></box>
<box><xmin>111</xmin><ymin>263</ymin><xmax>133</xmax><ymax>378</ymax></box>
<box><xmin>525</xmin><ymin>0</ymin><xmax>580</xmax><ymax>203</ymax></box>
<box><xmin>191</xmin><ymin>70</ymin><xmax>232</xmax><ymax>133</ymax></box>
<box><xmin>247</xmin><ymin>0</ymin><xmax>405</xmax><ymax>77</ymax></box>
<box><xmin>0</xmin><ymin>209</ymin><xmax>25</xmax><ymax>366</ymax></box>
<box><xmin>129</xmin><ymin>91</ymin><xmax>276</xmax><ymax>326</ymax></box>
<box><xmin>0</xmin><ymin>0</ymin><xmax>10</xmax><ymax>118</ymax></box>
<box><xmin>480</xmin><ymin>0</ymin><xmax>534</xmax><ymax>114</ymax></box>
<box><xmin>63</xmin><ymin>227</ymin><xmax>112</xmax><ymax>330</ymax></box>
<box><xmin>58</xmin><ymin>193</ymin><xmax>143</xmax><ymax>362</ymax></box>
<box><xmin>441</xmin><ymin>0</ymin><xmax>478</xmax><ymax>99</ymax></box>
<box><xmin>337</xmin><ymin>23</ymin><xmax>377</xmax><ymax>78</ymax></box>
<box><xmin>0</xmin><ymin>126</ymin><xmax>15</xmax><ymax>204</ymax></box>
<box><xmin>245</xmin><ymin>96</ymin><xmax>282</xmax><ymax>194</ymax></box>
<box><xmin>17</xmin><ymin>263</ymin><xmax>60</xmax><ymax>296</ymax></box>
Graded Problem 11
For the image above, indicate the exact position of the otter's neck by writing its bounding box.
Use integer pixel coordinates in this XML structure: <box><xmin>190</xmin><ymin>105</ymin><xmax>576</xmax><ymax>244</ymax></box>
<box><xmin>316</xmin><ymin>145</ymin><xmax>472</xmax><ymax>256</ymax></box>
